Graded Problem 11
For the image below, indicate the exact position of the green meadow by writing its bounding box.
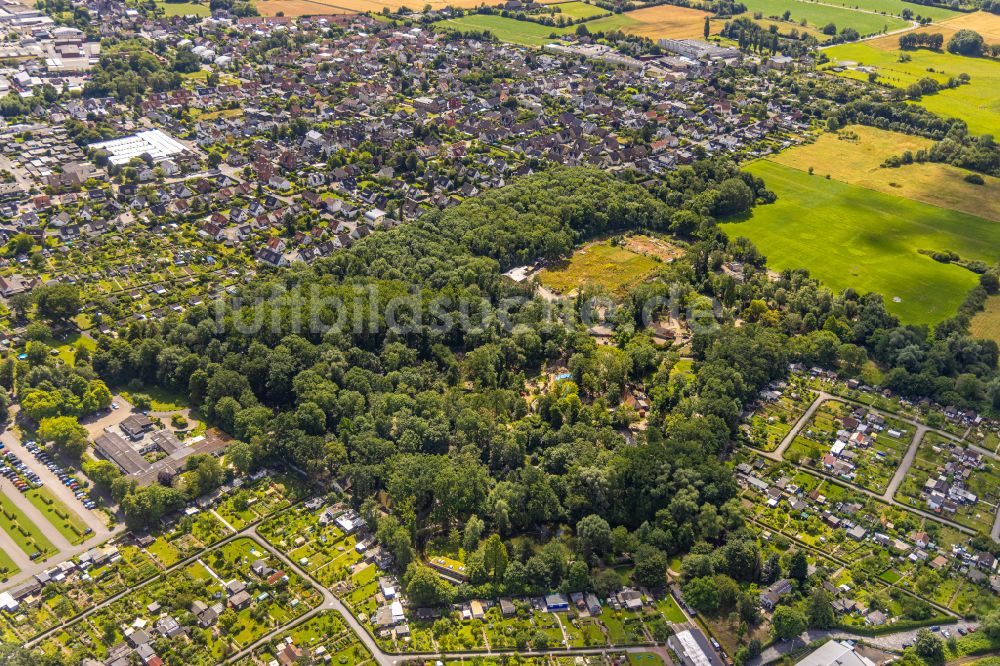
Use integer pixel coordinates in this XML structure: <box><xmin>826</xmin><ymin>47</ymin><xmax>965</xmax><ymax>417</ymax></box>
<box><xmin>817</xmin><ymin>0</ymin><xmax>959</xmax><ymax>21</ymax></box>
<box><xmin>720</xmin><ymin>160</ymin><xmax>999</xmax><ymax>324</ymax></box>
<box><xmin>737</xmin><ymin>0</ymin><xmax>910</xmax><ymax>35</ymax></box>
<box><xmin>824</xmin><ymin>43</ymin><xmax>1000</xmax><ymax>136</ymax></box>
<box><xmin>157</xmin><ymin>0</ymin><xmax>211</xmax><ymax>15</ymax></box>
<box><xmin>434</xmin><ymin>14</ymin><xmax>570</xmax><ymax>45</ymax></box>
<box><xmin>550</xmin><ymin>1</ymin><xmax>608</xmax><ymax>19</ymax></box>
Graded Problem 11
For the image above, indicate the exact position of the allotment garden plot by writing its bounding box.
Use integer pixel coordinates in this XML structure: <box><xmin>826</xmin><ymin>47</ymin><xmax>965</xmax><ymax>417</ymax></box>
<box><xmin>257</xmin><ymin>502</ymin><xmax>370</xmax><ymax>591</ymax></box>
<box><xmin>3</xmin><ymin>512</ymin><xmax>231</xmax><ymax>645</ymax></box>
<box><xmin>233</xmin><ymin>610</ymin><xmax>373</xmax><ymax>666</ymax></box>
<box><xmin>894</xmin><ymin>431</ymin><xmax>1000</xmax><ymax>534</ymax></box>
<box><xmin>739</xmin><ymin>456</ymin><xmax>956</xmax><ymax>627</ymax></box>
<box><xmin>40</xmin><ymin>537</ymin><xmax>320</xmax><ymax>665</ymax></box>
<box><xmin>214</xmin><ymin>472</ymin><xmax>312</xmax><ymax>530</ymax></box>
<box><xmin>783</xmin><ymin>400</ymin><xmax>914</xmax><ymax>493</ymax></box>
<box><xmin>747</xmin><ymin>387</ymin><xmax>816</xmax><ymax>451</ymax></box>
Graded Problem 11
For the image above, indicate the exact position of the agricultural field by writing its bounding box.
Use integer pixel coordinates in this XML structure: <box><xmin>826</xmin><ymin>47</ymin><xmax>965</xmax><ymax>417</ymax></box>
<box><xmin>548</xmin><ymin>1</ymin><xmax>608</xmax><ymax>20</ymax></box>
<box><xmin>736</xmin><ymin>0</ymin><xmax>910</xmax><ymax>35</ymax></box>
<box><xmin>812</xmin><ymin>0</ymin><xmax>958</xmax><ymax>21</ymax></box>
<box><xmin>894</xmin><ymin>431</ymin><xmax>1000</xmax><ymax>534</ymax></box>
<box><xmin>719</xmin><ymin>160</ymin><xmax>993</xmax><ymax>324</ymax></box>
<box><xmin>747</xmin><ymin>388</ymin><xmax>816</xmax><ymax>452</ymax></box>
<box><xmin>255</xmin><ymin>0</ymin><xmax>516</xmax><ymax>14</ymax></box>
<box><xmin>537</xmin><ymin>237</ymin><xmax>672</xmax><ymax>295</ymax></box>
<box><xmin>255</xmin><ymin>0</ymin><xmax>359</xmax><ymax>15</ymax></box>
<box><xmin>156</xmin><ymin>0</ymin><xmax>210</xmax><ymax>16</ymax></box>
<box><xmin>434</xmin><ymin>13</ymin><xmax>570</xmax><ymax>46</ymax></box>
<box><xmin>769</xmin><ymin>125</ymin><xmax>1000</xmax><ymax>222</ymax></box>
<box><xmin>866</xmin><ymin>11</ymin><xmax>1000</xmax><ymax>50</ymax></box>
<box><xmin>582</xmin><ymin>5</ymin><xmax>713</xmax><ymax>40</ymax></box>
<box><xmin>823</xmin><ymin>42</ymin><xmax>1000</xmax><ymax>135</ymax></box>
<box><xmin>783</xmin><ymin>399</ymin><xmax>914</xmax><ymax>493</ymax></box>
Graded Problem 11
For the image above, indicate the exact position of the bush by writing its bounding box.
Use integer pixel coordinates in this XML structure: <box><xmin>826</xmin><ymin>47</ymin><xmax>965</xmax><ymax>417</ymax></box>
<box><xmin>965</xmin><ymin>173</ymin><xmax>985</xmax><ymax>185</ymax></box>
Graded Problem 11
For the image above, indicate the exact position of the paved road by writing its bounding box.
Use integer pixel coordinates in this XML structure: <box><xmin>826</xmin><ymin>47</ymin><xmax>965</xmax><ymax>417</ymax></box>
<box><xmin>228</xmin><ymin>524</ymin><xmax>682</xmax><ymax>666</ymax></box>
<box><xmin>884</xmin><ymin>425</ymin><xmax>928</xmax><ymax>501</ymax></box>
<box><xmin>769</xmin><ymin>390</ymin><xmax>829</xmax><ymax>459</ymax></box>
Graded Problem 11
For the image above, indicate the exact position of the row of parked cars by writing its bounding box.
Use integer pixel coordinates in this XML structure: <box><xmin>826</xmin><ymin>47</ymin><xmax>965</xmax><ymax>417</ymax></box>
<box><xmin>0</xmin><ymin>445</ymin><xmax>40</xmax><ymax>492</ymax></box>
<box><xmin>24</xmin><ymin>440</ymin><xmax>98</xmax><ymax>510</ymax></box>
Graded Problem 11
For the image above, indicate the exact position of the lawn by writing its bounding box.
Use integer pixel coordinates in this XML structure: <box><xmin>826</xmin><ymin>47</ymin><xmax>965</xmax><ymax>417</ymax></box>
<box><xmin>0</xmin><ymin>545</ymin><xmax>17</xmax><ymax>579</ymax></box>
<box><xmin>971</xmin><ymin>295</ymin><xmax>1000</xmax><ymax>349</ymax></box>
<box><xmin>25</xmin><ymin>487</ymin><xmax>90</xmax><ymax>545</ymax></box>
<box><xmin>823</xmin><ymin>43</ymin><xmax>1000</xmax><ymax>136</ymax></box>
<box><xmin>769</xmin><ymin>125</ymin><xmax>1000</xmax><ymax>222</ymax></box>
<box><xmin>0</xmin><ymin>489</ymin><xmax>57</xmax><ymax>559</ymax></box>
<box><xmin>720</xmin><ymin>160</ymin><xmax>992</xmax><ymax>324</ymax></box>
<box><xmin>119</xmin><ymin>384</ymin><xmax>189</xmax><ymax>411</ymax></box>
<box><xmin>435</xmin><ymin>14</ymin><xmax>570</xmax><ymax>45</ymax></box>
<box><xmin>736</xmin><ymin>0</ymin><xmax>909</xmax><ymax>35</ymax></box>
<box><xmin>582</xmin><ymin>4</ymin><xmax>712</xmax><ymax>40</ymax></box>
<box><xmin>537</xmin><ymin>239</ymin><xmax>662</xmax><ymax>295</ymax></box>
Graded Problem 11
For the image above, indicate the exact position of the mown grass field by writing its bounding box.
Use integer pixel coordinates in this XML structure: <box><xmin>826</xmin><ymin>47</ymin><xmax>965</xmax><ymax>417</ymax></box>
<box><xmin>548</xmin><ymin>0</ymin><xmax>607</xmax><ymax>20</ymax></box>
<box><xmin>737</xmin><ymin>0</ymin><xmax>909</xmax><ymax>35</ymax></box>
<box><xmin>435</xmin><ymin>14</ymin><xmax>568</xmax><ymax>45</ymax></box>
<box><xmin>582</xmin><ymin>4</ymin><xmax>711</xmax><ymax>40</ymax></box>
<box><xmin>26</xmin><ymin>487</ymin><xmax>90</xmax><ymax>545</ymax></box>
<box><xmin>971</xmin><ymin>296</ymin><xmax>1000</xmax><ymax>349</ymax></box>
<box><xmin>819</xmin><ymin>0</ymin><xmax>959</xmax><ymax>21</ymax></box>
<box><xmin>824</xmin><ymin>42</ymin><xmax>1000</xmax><ymax>135</ymax></box>
<box><xmin>538</xmin><ymin>240</ymin><xmax>661</xmax><ymax>295</ymax></box>
<box><xmin>157</xmin><ymin>0</ymin><xmax>210</xmax><ymax>16</ymax></box>
<box><xmin>769</xmin><ymin>125</ymin><xmax>1000</xmax><ymax>222</ymax></box>
<box><xmin>0</xmin><ymin>488</ymin><xmax>57</xmax><ymax>559</ymax></box>
<box><xmin>720</xmin><ymin>160</ymin><xmax>997</xmax><ymax>324</ymax></box>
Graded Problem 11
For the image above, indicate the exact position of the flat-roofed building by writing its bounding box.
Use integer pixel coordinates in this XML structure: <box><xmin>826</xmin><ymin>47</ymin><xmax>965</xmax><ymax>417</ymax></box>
<box><xmin>94</xmin><ymin>431</ymin><xmax>148</xmax><ymax>475</ymax></box>
<box><xmin>89</xmin><ymin>129</ymin><xmax>188</xmax><ymax>166</ymax></box>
